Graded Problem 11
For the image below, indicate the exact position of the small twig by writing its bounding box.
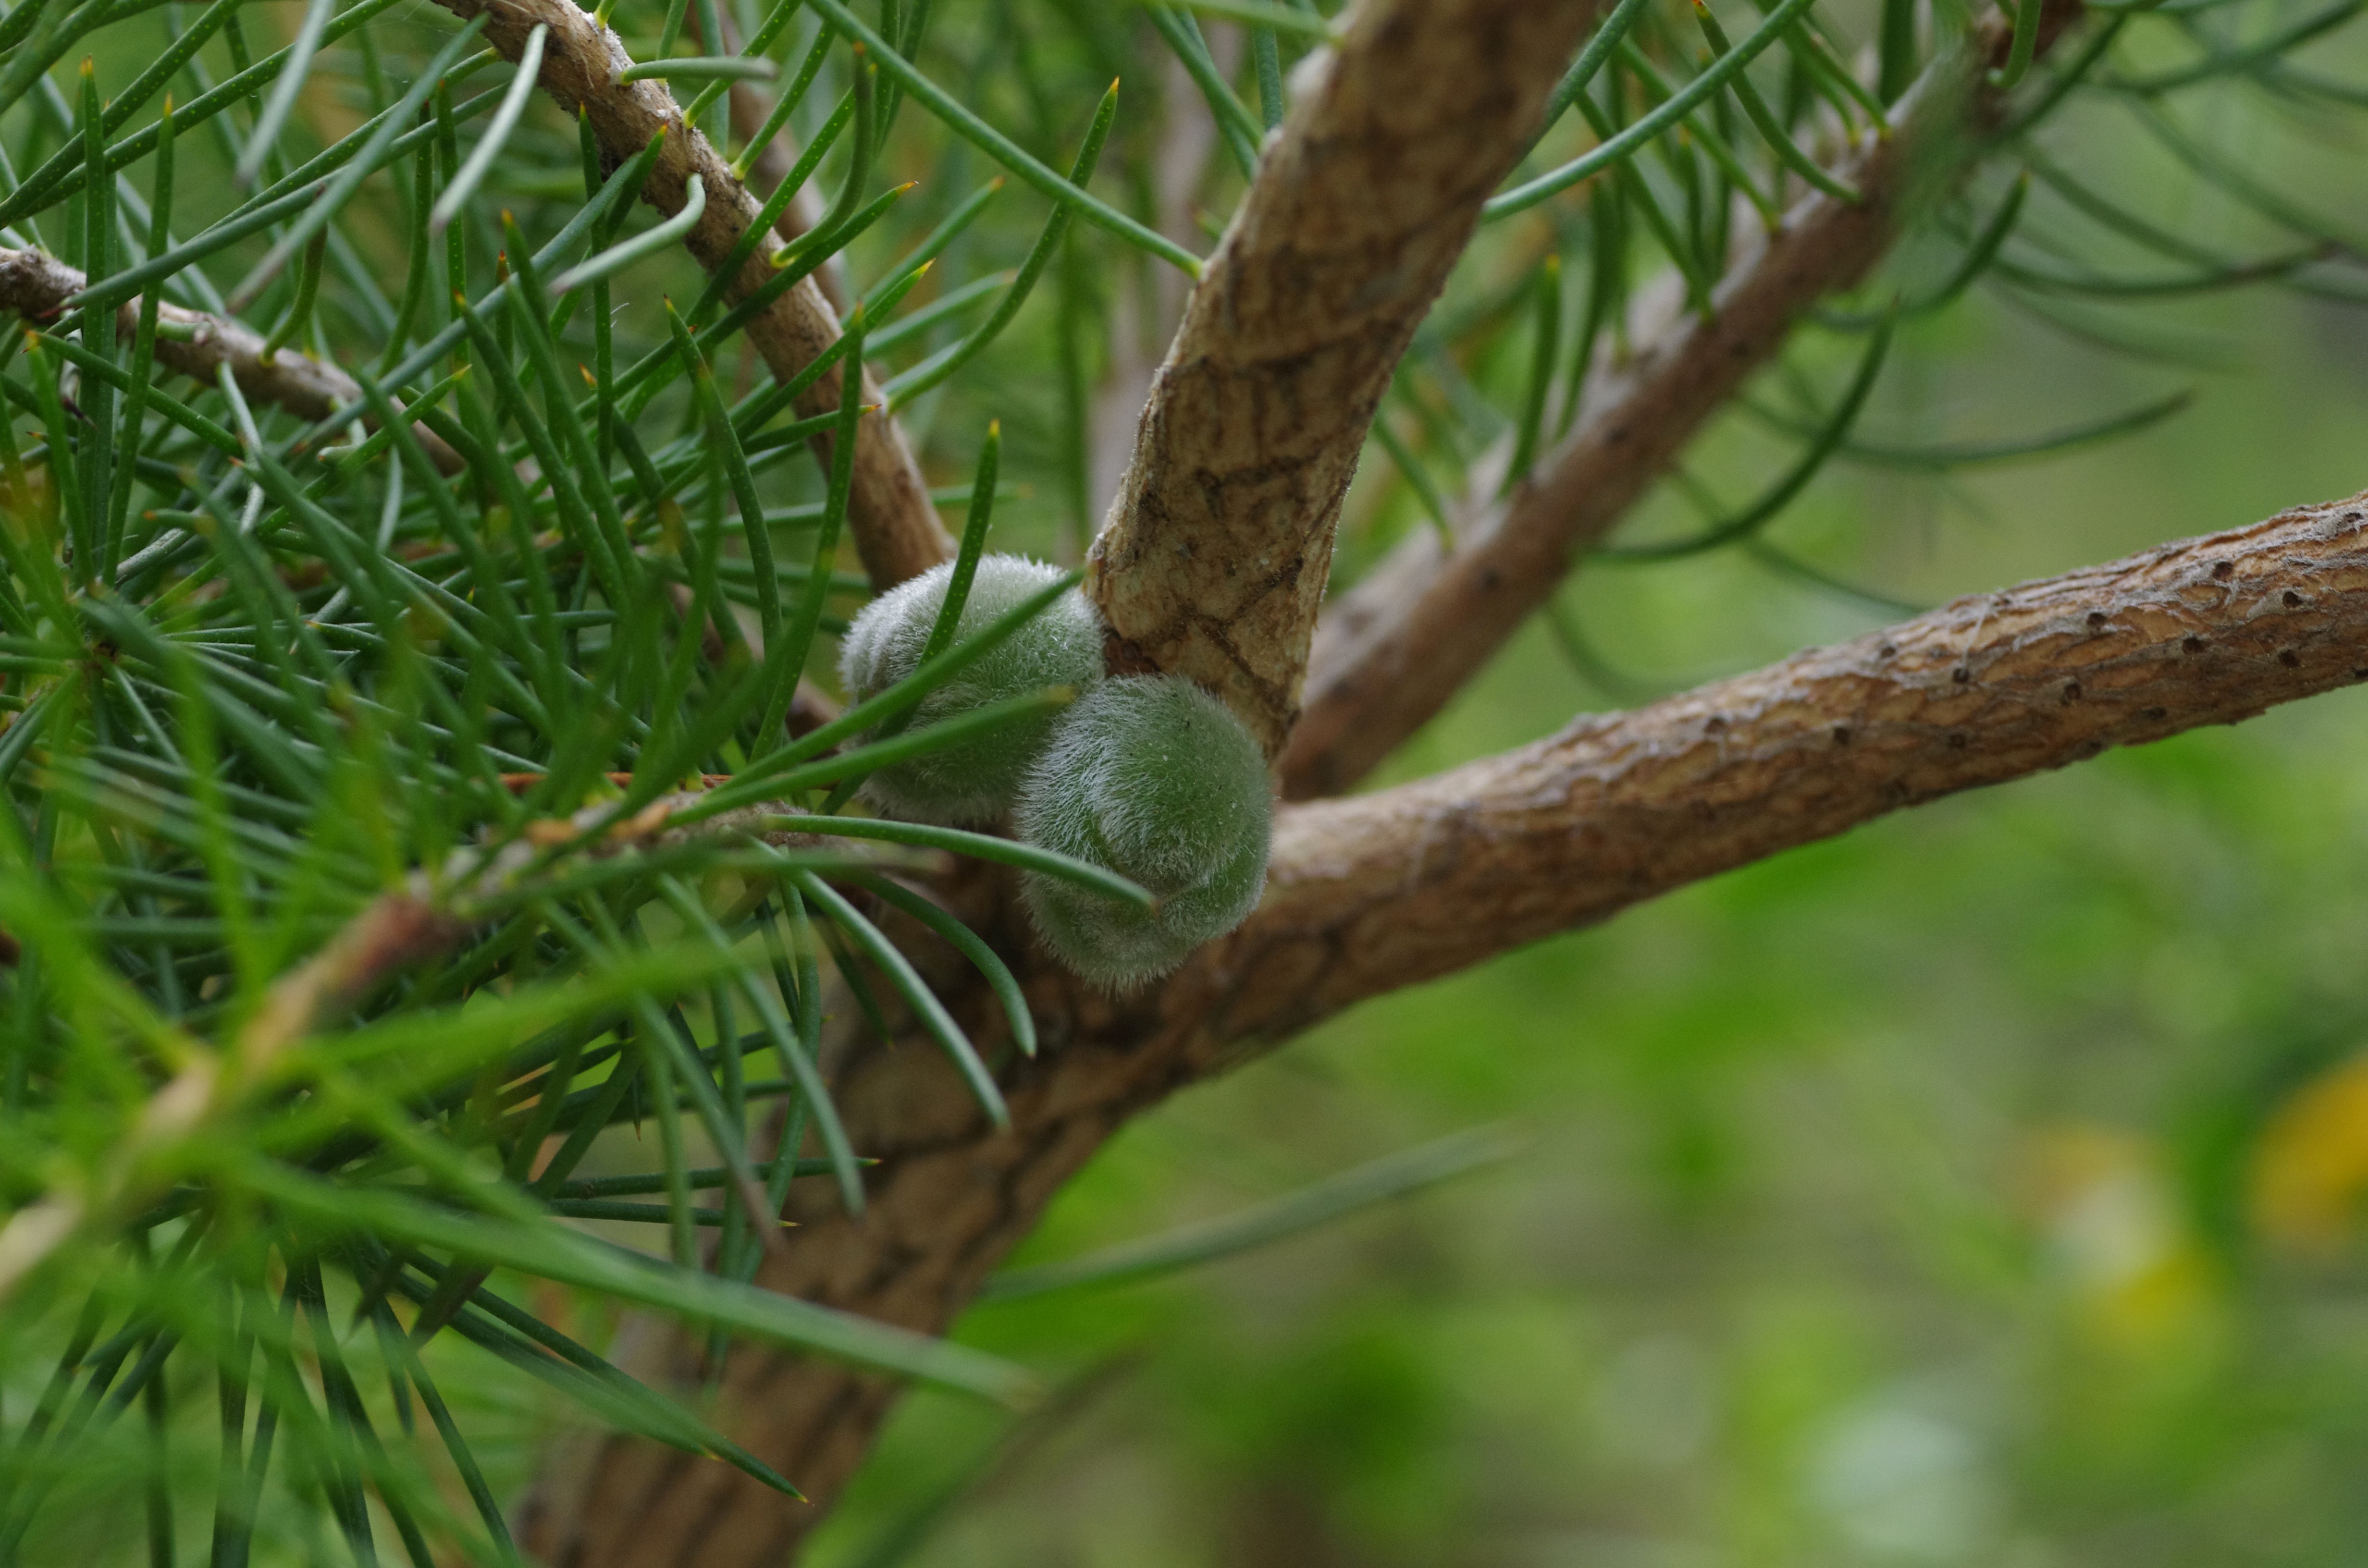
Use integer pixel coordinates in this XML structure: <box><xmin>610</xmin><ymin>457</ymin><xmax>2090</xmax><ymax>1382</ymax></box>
<box><xmin>0</xmin><ymin>245</ymin><xmax>462</xmax><ymax>473</ymax></box>
<box><xmin>430</xmin><ymin>0</ymin><xmax>953</xmax><ymax>588</ymax></box>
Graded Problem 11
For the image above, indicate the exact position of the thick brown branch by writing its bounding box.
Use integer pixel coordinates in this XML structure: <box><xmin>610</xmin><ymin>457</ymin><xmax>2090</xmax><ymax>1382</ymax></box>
<box><xmin>1233</xmin><ymin>490</ymin><xmax>2368</xmax><ymax>1025</ymax></box>
<box><xmin>1279</xmin><ymin>0</ymin><xmax>2085</xmax><ymax>798</ymax></box>
<box><xmin>521</xmin><ymin>486</ymin><xmax>2368</xmax><ymax>1568</ymax></box>
<box><xmin>1086</xmin><ymin>0</ymin><xmax>1601</xmax><ymax>755</ymax></box>
<box><xmin>431</xmin><ymin>0</ymin><xmax>953</xmax><ymax>588</ymax></box>
<box><xmin>0</xmin><ymin>245</ymin><xmax>463</xmax><ymax>473</ymax></box>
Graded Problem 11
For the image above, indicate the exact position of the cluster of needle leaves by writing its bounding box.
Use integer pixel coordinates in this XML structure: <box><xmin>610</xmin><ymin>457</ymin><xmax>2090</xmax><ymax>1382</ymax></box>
<box><xmin>0</xmin><ymin>0</ymin><xmax>2363</xmax><ymax>1560</ymax></box>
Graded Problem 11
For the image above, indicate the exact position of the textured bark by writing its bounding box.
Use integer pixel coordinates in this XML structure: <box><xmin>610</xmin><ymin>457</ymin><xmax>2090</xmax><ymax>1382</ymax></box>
<box><xmin>1233</xmin><ymin>492</ymin><xmax>2368</xmax><ymax>1015</ymax></box>
<box><xmin>1278</xmin><ymin>0</ymin><xmax>2085</xmax><ymax>799</ymax></box>
<box><xmin>430</xmin><ymin>0</ymin><xmax>953</xmax><ymax>588</ymax></box>
<box><xmin>513</xmin><ymin>3</ymin><xmax>2124</xmax><ymax>1559</ymax></box>
<box><xmin>1086</xmin><ymin>0</ymin><xmax>1602</xmax><ymax>756</ymax></box>
<box><xmin>0</xmin><ymin>245</ymin><xmax>463</xmax><ymax>472</ymax></box>
<box><xmin>520</xmin><ymin>476</ymin><xmax>2368</xmax><ymax>1566</ymax></box>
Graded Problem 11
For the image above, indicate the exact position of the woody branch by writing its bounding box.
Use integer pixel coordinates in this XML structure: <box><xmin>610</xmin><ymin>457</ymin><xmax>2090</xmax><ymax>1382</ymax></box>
<box><xmin>1281</xmin><ymin>0</ymin><xmax>2089</xmax><ymax>797</ymax></box>
<box><xmin>523</xmin><ymin>479</ymin><xmax>2368</xmax><ymax>1568</ymax></box>
<box><xmin>429</xmin><ymin>0</ymin><xmax>953</xmax><ymax>588</ymax></box>
<box><xmin>1085</xmin><ymin>0</ymin><xmax>1603</xmax><ymax>755</ymax></box>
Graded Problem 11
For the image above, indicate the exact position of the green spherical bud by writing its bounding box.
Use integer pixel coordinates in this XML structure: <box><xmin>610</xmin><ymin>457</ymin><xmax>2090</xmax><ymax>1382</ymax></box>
<box><xmin>837</xmin><ymin>554</ymin><xmax>1106</xmax><ymax>824</ymax></box>
<box><xmin>1013</xmin><ymin>675</ymin><xmax>1272</xmax><ymax>988</ymax></box>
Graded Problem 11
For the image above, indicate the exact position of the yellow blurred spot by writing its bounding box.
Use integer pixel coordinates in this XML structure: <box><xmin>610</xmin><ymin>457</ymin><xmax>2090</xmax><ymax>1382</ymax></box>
<box><xmin>2021</xmin><ymin>1124</ymin><xmax>2213</xmax><ymax>1348</ymax></box>
<box><xmin>2252</xmin><ymin>1053</ymin><xmax>2368</xmax><ymax>1250</ymax></box>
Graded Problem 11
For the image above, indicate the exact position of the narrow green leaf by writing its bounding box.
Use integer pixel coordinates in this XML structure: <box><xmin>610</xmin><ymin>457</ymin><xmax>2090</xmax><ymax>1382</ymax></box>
<box><xmin>372</xmin><ymin>1303</ymin><xmax>521</xmax><ymax>1566</ymax></box>
<box><xmin>1752</xmin><ymin>387</ymin><xmax>2194</xmax><ymax>468</ymax></box>
<box><xmin>668</xmin><ymin>302</ymin><xmax>781</xmax><ymax>646</ymax></box>
<box><xmin>796</xmin><ymin>871</ymin><xmax>1008</xmax><ymax>1126</ymax></box>
<box><xmin>431</xmin><ymin>23</ymin><xmax>549</xmax><ymax>233</ymax></box>
<box><xmin>804</xmin><ymin>0</ymin><xmax>1201</xmax><ymax>274</ymax></box>
<box><xmin>76</xmin><ymin>58</ymin><xmax>116</xmax><ymax>585</ymax></box>
<box><xmin>885</xmin><ymin>80</ymin><xmax>1117</xmax><ymax>406</ymax></box>
<box><xmin>620</xmin><ymin>54</ymin><xmax>780</xmax><ymax>82</ymax></box>
<box><xmin>730</xmin><ymin>23</ymin><xmax>836</xmax><ymax>178</ymax></box>
<box><xmin>857</xmin><ymin>870</ymin><xmax>1036</xmax><ymax>1058</ymax></box>
<box><xmin>1599</xmin><ymin>315</ymin><xmax>1891</xmax><ymax>561</ymax></box>
<box><xmin>1507</xmin><ymin>255</ymin><xmax>1560</xmax><ymax>487</ymax></box>
<box><xmin>236</xmin><ymin>1161</ymin><xmax>1040</xmax><ymax>1401</ymax></box>
<box><xmin>1147</xmin><ymin>7</ymin><xmax>1261</xmax><ymax>178</ymax></box>
<box><xmin>1252</xmin><ymin>25</ymin><xmax>1286</xmax><ymax>130</ymax></box>
<box><xmin>1534</xmin><ymin>0</ymin><xmax>1652</xmax><ymax>148</ymax></box>
<box><xmin>1693</xmin><ymin>2</ymin><xmax>1861</xmax><ymax>203</ymax></box>
<box><xmin>549</xmin><ymin>171</ymin><xmax>706</xmax><ymax>295</ymax></box>
<box><xmin>1149</xmin><ymin>0</ymin><xmax>1333</xmax><ymax>40</ymax></box>
<box><xmin>1878</xmin><ymin>0</ymin><xmax>1918</xmax><ymax>102</ymax></box>
<box><xmin>1993</xmin><ymin>0</ymin><xmax>2044</xmax><ymax>89</ymax></box>
<box><xmin>983</xmin><ymin>1127</ymin><xmax>1522</xmax><ymax>1300</ymax></box>
<box><xmin>690</xmin><ymin>90</ymin><xmax>856</xmax><ymax>327</ymax></box>
<box><xmin>550</xmin><ymin>1157</ymin><xmax>854</xmax><ymax>1200</ymax></box>
<box><xmin>377</xmin><ymin>1249</ymin><xmax>807</xmax><ymax>1498</ymax></box>
<box><xmin>1484</xmin><ymin>0</ymin><xmax>1818</xmax><ymax>221</ymax></box>
<box><xmin>235</xmin><ymin>0</ymin><xmax>336</xmax><ymax>185</ymax></box>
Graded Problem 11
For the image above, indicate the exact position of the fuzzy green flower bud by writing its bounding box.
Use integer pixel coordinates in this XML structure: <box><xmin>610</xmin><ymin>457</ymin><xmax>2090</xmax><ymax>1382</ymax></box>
<box><xmin>837</xmin><ymin>554</ymin><xmax>1106</xmax><ymax>823</ymax></box>
<box><xmin>1013</xmin><ymin>674</ymin><xmax>1272</xmax><ymax>988</ymax></box>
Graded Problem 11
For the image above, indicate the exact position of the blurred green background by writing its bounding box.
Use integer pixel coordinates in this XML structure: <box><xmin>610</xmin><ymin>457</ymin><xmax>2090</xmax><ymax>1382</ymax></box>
<box><xmin>807</xmin><ymin>20</ymin><xmax>2368</xmax><ymax>1566</ymax></box>
<box><xmin>812</xmin><ymin>410</ymin><xmax>2368</xmax><ymax>1563</ymax></box>
<box><xmin>34</xmin><ymin>0</ymin><xmax>2368</xmax><ymax>1561</ymax></box>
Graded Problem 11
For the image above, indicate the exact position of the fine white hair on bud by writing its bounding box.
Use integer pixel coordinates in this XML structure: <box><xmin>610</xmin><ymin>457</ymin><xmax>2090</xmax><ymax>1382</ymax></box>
<box><xmin>1013</xmin><ymin>674</ymin><xmax>1272</xmax><ymax>988</ymax></box>
<box><xmin>838</xmin><ymin>554</ymin><xmax>1107</xmax><ymax>823</ymax></box>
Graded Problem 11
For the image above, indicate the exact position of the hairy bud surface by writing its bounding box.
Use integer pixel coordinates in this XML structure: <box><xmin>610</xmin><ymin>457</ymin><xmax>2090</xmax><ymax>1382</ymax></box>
<box><xmin>1015</xmin><ymin>675</ymin><xmax>1272</xmax><ymax>987</ymax></box>
<box><xmin>838</xmin><ymin>555</ymin><xmax>1106</xmax><ymax>823</ymax></box>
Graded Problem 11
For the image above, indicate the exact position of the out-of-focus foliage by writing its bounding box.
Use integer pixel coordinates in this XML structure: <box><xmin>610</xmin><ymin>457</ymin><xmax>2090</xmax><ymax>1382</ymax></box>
<box><xmin>824</xmin><ymin>398</ymin><xmax>2368</xmax><ymax>1568</ymax></box>
<box><xmin>7</xmin><ymin>0</ymin><xmax>2368</xmax><ymax>1557</ymax></box>
<box><xmin>802</xmin><ymin>13</ymin><xmax>2368</xmax><ymax>1565</ymax></box>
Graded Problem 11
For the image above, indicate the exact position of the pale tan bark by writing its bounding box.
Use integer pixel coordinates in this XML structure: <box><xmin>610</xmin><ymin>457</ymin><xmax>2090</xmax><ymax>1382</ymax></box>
<box><xmin>1086</xmin><ymin>0</ymin><xmax>1603</xmax><ymax>756</ymax></box>
<box><xmin>521</xmin><ymin>483</ymin><xmax>2368</xmax><ymax>1568</ymax></box>
<box><xmin>0</xmin><ymin>245</ymin><xmax>462</xmax><ymax>472</ymax></box>
<box><xmin>430</xmin><ymin>0</ymin><xmax>953</xmax><ymax>588</ymax></box>
<box><xmin>1279</xmin><ymin>0</ymin><xmax>2085</xmax><ymax>798</ymax></box>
